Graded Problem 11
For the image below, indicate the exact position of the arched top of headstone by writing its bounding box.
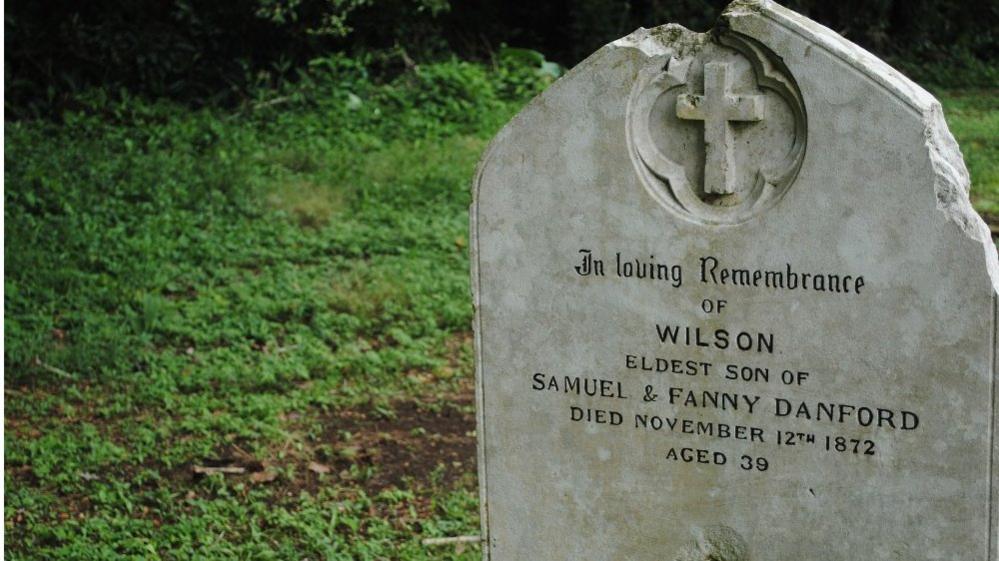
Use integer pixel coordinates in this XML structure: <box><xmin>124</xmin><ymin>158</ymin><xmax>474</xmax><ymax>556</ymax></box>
<box><xmin>474</xmin><ymin>0</ymin><xmax>997</xmax><ymax>290</ymax></box>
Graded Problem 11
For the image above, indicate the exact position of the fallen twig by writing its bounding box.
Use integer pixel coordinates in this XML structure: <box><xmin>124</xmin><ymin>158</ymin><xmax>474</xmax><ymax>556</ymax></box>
<box><xmin>33</xmin><ymin>357</ymin><xmax>74</xmax><ymax>379</ymax></box>
<box><xmin>421</xmin><ymin>536</ymin><xmax>481</xmax><ymax>546</ymax></box>
<box><xmin>252</xmin><ymin>96</ymin><xmax>292</xmax><ymax>110</ymax></box>
<box><xmin>192</xmin><ymin>465</ymin><xmax>246</xmax><ymax>475</ymax></box>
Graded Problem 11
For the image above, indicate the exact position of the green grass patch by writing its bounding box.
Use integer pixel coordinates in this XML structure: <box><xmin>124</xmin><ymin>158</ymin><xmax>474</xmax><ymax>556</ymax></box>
<box><xmin>4</xmin><ymin>54</ymin><xmax>559</xmax><ymax>559</ymax></box>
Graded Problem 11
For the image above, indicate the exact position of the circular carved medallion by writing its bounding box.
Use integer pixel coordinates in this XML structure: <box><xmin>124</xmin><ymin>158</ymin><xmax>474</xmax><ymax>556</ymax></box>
<box><xmin>626</xmin><ymin>30</ymin><xmax>807</xmax><ymax>225</ymax></box>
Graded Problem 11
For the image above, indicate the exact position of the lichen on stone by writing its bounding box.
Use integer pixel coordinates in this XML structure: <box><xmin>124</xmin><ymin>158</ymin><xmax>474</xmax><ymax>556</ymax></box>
<box><xmin>673</xmin><ymin>525</ymin><xmax>750</xmax><ymax>561</ymax></box>
<box><xmin>723</xmin><ymin>0</ymin><xmax>770</xmax><ymax>18</ymax></box>
<box><xmin>611</xmin><ymin>24</ymin><xmax>706</xmax><ymax>58</ymax></box>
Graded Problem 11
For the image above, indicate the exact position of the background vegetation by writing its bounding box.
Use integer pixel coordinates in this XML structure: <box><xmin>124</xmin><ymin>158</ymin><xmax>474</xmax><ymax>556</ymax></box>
<box><xmin>5</xmin><ymin>0</ymin><xmax>997</xmax><ymax>559</ymax></box>
<box><xmin>7</xmin><ymin>0</ymin><xmax>998</xmax><ymax>117</ymax></box>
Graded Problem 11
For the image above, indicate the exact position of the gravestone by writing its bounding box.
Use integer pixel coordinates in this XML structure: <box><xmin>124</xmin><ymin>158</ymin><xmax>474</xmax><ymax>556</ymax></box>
<box><xmin>471</xmin><ymin>1</ymin><xmax>999</xmax><ymax>560</ymax></box>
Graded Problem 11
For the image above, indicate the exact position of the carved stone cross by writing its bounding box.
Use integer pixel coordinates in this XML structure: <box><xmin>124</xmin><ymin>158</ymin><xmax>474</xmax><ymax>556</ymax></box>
<box><xmin>676</xmin><ymin>61</ymin><xmax>764</xmax><ymax>195</ymax></box>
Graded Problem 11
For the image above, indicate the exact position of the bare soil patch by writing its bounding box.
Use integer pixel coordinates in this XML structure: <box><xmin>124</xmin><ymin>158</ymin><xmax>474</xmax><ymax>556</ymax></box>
<box><xmin>319</xmin><ymin>393</ymin><xmax>477</xmax><ymax>493</ymax></box>
<box><xmin>173</xmin><ymin>383</ymin><xmax>478</xmax><ymax>504</ymax></box>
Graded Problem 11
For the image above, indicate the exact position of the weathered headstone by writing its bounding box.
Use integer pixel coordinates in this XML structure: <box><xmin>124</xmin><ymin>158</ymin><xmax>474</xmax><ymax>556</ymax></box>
<box><xmin>471</xmin><ymin>1</ymin><xmax>999</xmax><ymax>559</ymax></box>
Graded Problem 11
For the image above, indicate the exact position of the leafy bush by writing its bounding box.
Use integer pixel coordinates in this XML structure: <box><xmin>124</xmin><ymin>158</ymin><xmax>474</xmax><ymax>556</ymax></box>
<box><xmin>892</xmin><ymin>46</ymin><xmax>999</xmax><ymax>89</ymax></box>
<box><xmin>7</xmin><ymin>0</ymin><xmax>994</xmax><ymax>117</ymax></box>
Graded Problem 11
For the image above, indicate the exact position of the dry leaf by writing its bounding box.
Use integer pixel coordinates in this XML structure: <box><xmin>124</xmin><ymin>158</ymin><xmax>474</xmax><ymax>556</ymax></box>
<box><xmin>250</xmin><ymin>470</ymin><xmax>278</xmax><ymax>483</ymax></box>
<box><xmin>308</xmin><ymin>461</ymin><xmax>331</xmax><ymax>474</ymax></box>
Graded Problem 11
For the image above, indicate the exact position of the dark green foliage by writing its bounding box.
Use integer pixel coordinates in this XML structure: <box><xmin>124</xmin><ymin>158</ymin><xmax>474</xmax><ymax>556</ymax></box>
<box><xmin>6</xmin><ymin>53</ymin><xmax>556</xmax><ymax>383</ymax></box>
<box><xmin>6</xmin><ymin>0</ymin><xmax>996</xmax><ymax>117</ymax></box>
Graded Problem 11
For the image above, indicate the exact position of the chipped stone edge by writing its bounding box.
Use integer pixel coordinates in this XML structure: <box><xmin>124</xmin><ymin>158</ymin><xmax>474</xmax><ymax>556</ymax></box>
<box><xmin>609</xmin><ymin>26</ymin><xmax>669</xmax><ymax>58</ymax></box>
<box><xmin>923</xmin><ymin>103</ymin><xmax>999</xmax><ymax>293</ymax></box>
<box><xmin>610</xmin><ymin>24</ymin><xmax>701</xmax><ymax>58</ymax></box>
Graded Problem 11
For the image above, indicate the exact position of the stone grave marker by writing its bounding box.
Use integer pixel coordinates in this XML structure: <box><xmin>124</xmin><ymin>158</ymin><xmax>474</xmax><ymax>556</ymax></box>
<box><xmin>471</xmin><ymin>1</ymin><xmax>999</xmax><ymax>559</ymax></box>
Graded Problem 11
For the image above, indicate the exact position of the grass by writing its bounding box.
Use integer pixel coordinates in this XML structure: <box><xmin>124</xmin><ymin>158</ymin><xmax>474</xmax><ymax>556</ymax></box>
<box><xmin>3</xmin><ymin>65</ymin><xmax>996</xmax><ymax>559</ymax></box>
<box><xmin>3</xmin><ymin>56</ymin><xmax>549</xmax><ymax>559</ymax></box>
